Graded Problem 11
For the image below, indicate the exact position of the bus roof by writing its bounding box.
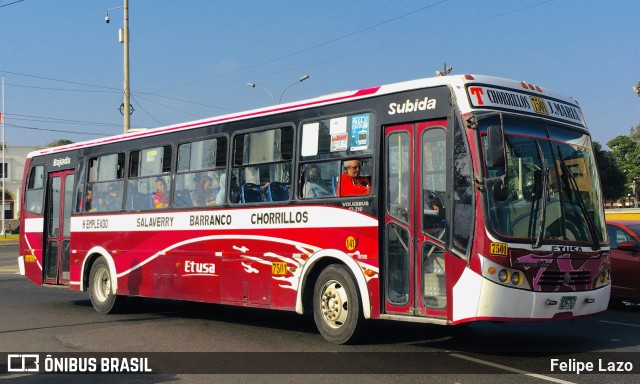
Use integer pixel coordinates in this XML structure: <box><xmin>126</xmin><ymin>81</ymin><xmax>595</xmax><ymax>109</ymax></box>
<box><xmin>29</xmin><ymin>74</ymin><xmax>584</xmax><ymax>159</ymax></box>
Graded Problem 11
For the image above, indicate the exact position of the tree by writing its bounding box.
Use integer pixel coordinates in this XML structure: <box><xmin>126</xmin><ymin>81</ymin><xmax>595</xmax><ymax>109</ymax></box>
<box><xmin>607</xmin><ymin>135</ymin><xmax>640</xmax><ymax>203</ymax></box>
<box><xmin>629</xmin><ymin>123</ymin><xmax>640</xmax><ymax>144</ymax></box>
<box><xmin>46</xmin><ymin>139</ymin><xmax>74</xmax><ymax>148</ymax></box>
<box><xmin>593</xmin><ymin>141</ymin><xmax>626</xmax><ymax>202</ymax></box>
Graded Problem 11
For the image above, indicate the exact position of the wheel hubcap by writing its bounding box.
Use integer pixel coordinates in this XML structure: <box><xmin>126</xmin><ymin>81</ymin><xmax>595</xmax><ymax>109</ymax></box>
<box><xmin>320</xmin><ymin>280</ymin><xmax>349</xmax><ymax>329</ymax></box>
<box><xmin>93</xmin><ymin>267</ymin><xmax>111</xmax><ymax>303</ymax></box>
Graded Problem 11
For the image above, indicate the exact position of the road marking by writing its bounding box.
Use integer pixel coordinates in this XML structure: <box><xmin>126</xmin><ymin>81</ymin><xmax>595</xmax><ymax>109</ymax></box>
<box><xmin>600</xmin><ymin>320</ymin><xmax>640</xmax><ymax>328</ymax></box>
<box><xmin>450</xmin><ymin>353</ymin><xmax>576</xmax><ymax>384</ymax></box>
<box><xmin>0</xmin><ymin>267</ymin><xmax>18</xmax><ymax>273</ymax></box>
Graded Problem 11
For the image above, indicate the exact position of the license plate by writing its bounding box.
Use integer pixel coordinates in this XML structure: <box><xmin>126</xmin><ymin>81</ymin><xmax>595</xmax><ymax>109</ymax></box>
<box><xmin>559</xmin><ymin>296</ymin><xmax>577</xmax><ymax>310</ymax></box>
<box><xmin>271</xmin><ymin>261</ymin><xmax>288</xmax><ymax>275</ymax></box>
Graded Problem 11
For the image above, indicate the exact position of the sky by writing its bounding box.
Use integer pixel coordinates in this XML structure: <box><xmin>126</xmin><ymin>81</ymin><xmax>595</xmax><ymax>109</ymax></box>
<box><xmin>0</xmin><ymin>0</ymin><xmax>639</xmax><ymax>148</ymax></box>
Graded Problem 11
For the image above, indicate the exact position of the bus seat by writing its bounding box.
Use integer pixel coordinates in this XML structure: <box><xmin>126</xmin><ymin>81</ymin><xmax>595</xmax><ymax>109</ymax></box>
<box><xmin>266</xmin><ymin>182</ymin><xmax>289</xmax><ymax>202</ymax></box>
<box><xmin>331</xmin><ymin>175</ymin><xmax>340</xmax><ymax>196</ymax></box>
<box><xmin>229</xmin><ymin>186</ymin><xmax>241</xmax><ymax>204</ymax></box>
<box><xmin>241</xmin><ymin>183</ymin><xmax>263</xmax><ymax>203</ymax></box>
<box><xmin>173</xmin><ymin>189</ymin><xmax>192</xmax><ymax>208</ymax></box>
<box><xmin>128</xmin><ymin>191</ymin><xmax>152</xmax><ymax>210</ymax></box>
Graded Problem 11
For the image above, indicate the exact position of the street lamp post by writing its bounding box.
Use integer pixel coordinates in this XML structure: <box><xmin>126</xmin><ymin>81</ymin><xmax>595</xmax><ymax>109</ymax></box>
<box><xmin>246</xmin><ymin>75</ymin><xmax>309</xmax><ymax>105</ymax></box>
<box><xmin>105</xmin><ymin>0</ymin><xmax>131</xmax><ymax>134</ymax></box>
<box><xmin>246</xmin><ymin>83</ymin><xmax>275</xmax><ymax>105</ymax></box>
<box><xmin>279</xmin><ymin>75</ymin><xmax>309</xmax><ymax>104</ymax></box>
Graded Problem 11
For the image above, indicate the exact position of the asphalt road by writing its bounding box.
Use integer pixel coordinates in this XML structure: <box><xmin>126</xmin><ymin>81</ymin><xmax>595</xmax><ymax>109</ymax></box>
<box><xmin>1</xmin><ymin>244</ymin><xmax>639</xmax><ymax>384</ymax></box>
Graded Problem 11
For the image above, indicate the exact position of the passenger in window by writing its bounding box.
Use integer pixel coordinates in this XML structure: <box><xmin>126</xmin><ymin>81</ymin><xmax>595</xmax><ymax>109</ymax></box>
<box><xmin>192</xmin><ymin>175</ymin><xmax>216</xmax><ymax>206</ymax></box>
<box><xmin>423</xmin><ymin>190</ymin><xmax>445</xmax><ymax>234</ymax></box>
<box><xmin>98</xmin><ymin>183</ymin><xmax>121</xmax><ymax>211</ymax></box>
<box><xmin>153</xmin><ymin>177</ymin><xmax>169</xmax><ymax>209</ymax></box>
<box><xmin>85</xmin><ymin>186</ymin><xmax>95</xmax><ymax>212</ymax></box>
<box><xmin>340</xmin><ymin>159</ymin><xmax>370</xmax><ymax>196</ymax></box>
<box><xmin>303</xmin><ymin>165</ymin><xmax>332</xmax><ymax>198</ymax></box>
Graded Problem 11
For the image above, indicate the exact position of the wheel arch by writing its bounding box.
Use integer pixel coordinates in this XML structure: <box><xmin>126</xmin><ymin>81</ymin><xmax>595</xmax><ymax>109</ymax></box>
<box><xmin>80</xmin><ymin>246</ymin><xmax>117</xmax><ymax>293</ymax></box>
<box><xmin>296</xmin><ymin>249</ymin><xmax>371</xmax><ymax>319</ymax></box>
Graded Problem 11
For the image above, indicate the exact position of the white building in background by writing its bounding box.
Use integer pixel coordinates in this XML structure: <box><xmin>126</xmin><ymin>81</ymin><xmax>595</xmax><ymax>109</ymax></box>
<box><xmin>2</xmin><ymin>144</ymin><xmax>41</xmax><ymax>231</ymax></box>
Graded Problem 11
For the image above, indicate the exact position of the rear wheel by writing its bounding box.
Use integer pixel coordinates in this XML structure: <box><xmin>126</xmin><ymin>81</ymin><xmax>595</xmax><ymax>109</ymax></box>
<box><xmin>313</xmin><ymin>264</ymin><xmax>364</xmax><ymax>344</ymax></box>
<box><xmin>89</xmin><ymin>257</ymin><xmax>121</xmax><ymax>314</ymax></box>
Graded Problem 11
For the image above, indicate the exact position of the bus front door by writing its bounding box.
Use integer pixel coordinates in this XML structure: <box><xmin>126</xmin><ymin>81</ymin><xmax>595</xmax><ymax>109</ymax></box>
<box><xmin>383</xmin><ymin>121</ymin><xmax>448</xmax><ymax>319</ymax></box>
<box><xmin>44</xmin><ymin>171</ymin><xmax>74</xmax><ymax>285</ymax></box>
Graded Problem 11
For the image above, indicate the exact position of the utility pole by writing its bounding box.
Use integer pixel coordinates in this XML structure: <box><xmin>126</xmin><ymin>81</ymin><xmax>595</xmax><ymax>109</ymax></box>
<box><xmin>1</xmin><ymin>75</ymin><xmax>5</xmax><ymax>235</ymax></box>
<box><xmin>123</xmin><ymin>0</ymin><xmax>130</xmax><ymax>133</ymax></box>
<box><xmin>106</xmin><ymin>0</ymin><xmax>131</xmax><ymax>134</ymax></box>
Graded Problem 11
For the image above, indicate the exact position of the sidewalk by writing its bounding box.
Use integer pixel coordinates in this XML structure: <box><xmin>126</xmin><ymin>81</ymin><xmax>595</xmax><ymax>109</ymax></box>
<box><xmin>0</xmin><ymin>234</ymin><xmax>19</xmax><ymax>245</ymax></box>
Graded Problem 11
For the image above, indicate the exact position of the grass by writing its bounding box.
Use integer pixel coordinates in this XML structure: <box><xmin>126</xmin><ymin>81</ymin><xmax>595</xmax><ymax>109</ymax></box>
<box><xmin>0</xmin><ymin>233</ymin><xmax>18</xmax><ymax>241</ymax></box>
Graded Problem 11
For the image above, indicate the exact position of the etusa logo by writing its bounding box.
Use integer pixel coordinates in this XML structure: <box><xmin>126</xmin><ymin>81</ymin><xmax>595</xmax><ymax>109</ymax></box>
<box><xmin>184</xmin><ymin>260</ymin><xmax>216</xmax><ymax>275</ymax></box>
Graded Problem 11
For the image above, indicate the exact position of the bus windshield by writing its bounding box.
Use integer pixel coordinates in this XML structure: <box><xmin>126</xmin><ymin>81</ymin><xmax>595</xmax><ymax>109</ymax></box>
<box><xmin>480</xmin><ymin>115</ymin><xmax>606</xmax><ymax>248</ymax></box>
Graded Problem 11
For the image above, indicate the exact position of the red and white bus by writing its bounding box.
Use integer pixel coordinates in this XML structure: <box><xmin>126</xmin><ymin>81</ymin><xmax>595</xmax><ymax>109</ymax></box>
<box><xmin>18</xmin><ymin>74</ymin><xmax>611</xmax><ymax>344</ymax></box>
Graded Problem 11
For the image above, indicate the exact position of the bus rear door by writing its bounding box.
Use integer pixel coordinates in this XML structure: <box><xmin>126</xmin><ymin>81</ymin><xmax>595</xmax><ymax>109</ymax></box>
<box><xmin>383</xmin><ymin>120</ymin><xmax>449</xmax><ymax>320</ymax></box>
<box><xmin>43</xmin><ymin>170</ymin><xmax>74</xmax><ymax>285</ymax></box>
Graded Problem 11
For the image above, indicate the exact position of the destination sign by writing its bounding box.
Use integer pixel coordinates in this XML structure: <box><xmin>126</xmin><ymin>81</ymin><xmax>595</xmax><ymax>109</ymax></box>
<box><xmin>467</xmin><ymin>85</ymin><xmax>584</xmax><ymax>126</ymax></box>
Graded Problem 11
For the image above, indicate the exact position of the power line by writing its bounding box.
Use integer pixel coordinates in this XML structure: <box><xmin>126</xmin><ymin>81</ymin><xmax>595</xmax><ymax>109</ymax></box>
<box><xmin>233</xmin><ymin>0</ymin><xmax>557</xmax><ymax>86</ymax></box>
<box><xmin>157</xmin><ymin>0</ymin><xmax>449</xmax><ymax>92</ymax></box>
<box><xmin>131</xmin><ymin>94</ymin><xmax>163</xmax><ymax>126</ymax></box>
<box><xmin>0</xmin><ymin>0</ymin><xmax>25</xmax><ymax>8</ymax></box>
<box><xmin>5</xmin><ymin>123</ymin><xmax>111</xmax><ymax>137</ymax></box>
<box><xmin>3</xmin><ymin>76</ymin><xmax>236</xmax><ymax>112</ymax></box>
<box><xmin>0</xmin><ymin>70</ymin><xmax>118</xmax><ymax>91</ymax></box>
<box><xmin>131</xmin><ymin>93</ymin><xmax>208</xmax><ymax>120</ymax></box>
<box><xmin>2</xmin><ymin>0</ymin><xmax>555</xmax><ymax>136</ymax></box>
<box><xmin>6</xmin><ymin>113</ymin><xmax>121</xmax><ymax>127</ymax></box>
<box><xmin>5</xmin><ymin>82</ymin><xmax>120</xmax><ymax>94</ymax></box>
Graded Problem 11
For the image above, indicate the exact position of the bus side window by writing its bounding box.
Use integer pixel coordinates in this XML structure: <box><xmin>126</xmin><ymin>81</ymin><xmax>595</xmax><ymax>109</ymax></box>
<box><xmin>86</xmin><ymin>154</ymin><xmax>125</xmax><ymax>212</ymax></box>
<box><xmin>174</xmin><ymin>137</ymin><xmax>227</xmax><ymax>208</ymax></box>
<box><xmin>127</xmin><ymin>145</ymin><xmax>172</xmax><ymax>210</ymax></box>
<box><xmin>25</xmin><ymin>165</ymin><xmax>45</xmax><ymax>215</ymax></box>
<box><xmin>299</xmin><ymin>162</ymin><xmax>339</xmax><ymax>199</ymax></box>
<box><xmin>422</xmin><ymin>128</ymin><xmax>446</xmax><ymax>238</ymax></box>
<box><xmin>452</xmin><ymin>124</ymin><xmax>473</xmax><ymax>256</ymax></box>
<box><xmin>232</xmin><ymin>127</ymin><xmax>293</xmax><ymax>204</ymax></box>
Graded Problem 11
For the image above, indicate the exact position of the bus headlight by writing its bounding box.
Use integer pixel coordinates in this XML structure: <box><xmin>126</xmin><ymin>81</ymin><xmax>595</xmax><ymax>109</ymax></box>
<box><xmin>498</xmin><ymin>269</ymin><xmax>509</xmax><ymax>283</ymax></box>
<box><xmin>481</xmin><ymin>256</ymin><xmax>531</xmax><ymax>290</ymax></box>
<box><xmin>510</xmin><ymin>271</ymin><xmax>523</xmax><ymax>286</ymax></box>
<box><xmin>595</xmin><ymin>268</ymin><xmax>610</xmax><ymax>288</ymax></box>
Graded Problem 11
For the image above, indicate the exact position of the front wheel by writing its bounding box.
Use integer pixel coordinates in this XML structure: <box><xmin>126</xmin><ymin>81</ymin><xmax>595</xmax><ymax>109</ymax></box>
<box><xmin>89</xmin><ymin>257</ymin><xmax>122</xmax><ymax>314</ymax></box>
<box><xmin>313</xmin><ymin>264</ymin><xmax>364</xmax><ymax>344</ymax></box>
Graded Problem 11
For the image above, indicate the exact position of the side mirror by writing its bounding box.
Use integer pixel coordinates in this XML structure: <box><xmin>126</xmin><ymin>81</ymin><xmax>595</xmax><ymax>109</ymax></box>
<box><xmin>617</xmin><ymin>240</ymin><xmax>638</xmax><ymax>252</ymax></box>
<box><xmin>487</xmin><ymin>125</ymin><xmax>505</xmax><ymax>168</ymax></box>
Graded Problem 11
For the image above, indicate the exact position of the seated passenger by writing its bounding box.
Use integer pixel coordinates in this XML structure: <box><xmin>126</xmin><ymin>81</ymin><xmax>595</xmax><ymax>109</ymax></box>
<box><xmin>153</xmin><ymin>177</ymin><xmax>169</xmax><ymax>209</ymax></box>
<box><xmin>97</xmin><ymin>183</ymin><xmax>121</xmax><ymax>212</ymax></box>
<box><xmin>340</xmin><ymin>159</ymin><xmax>370</xmax><ymax>196</ymax></box>
<box><xmin>85</xmin><ymin>186</ymin><xmax>95</xmax><ymax>212</ymax></box>
<box><xmin>192</xmin><ymin>175</ymin><xmax>216</xmax><ymax>206</ymax></box>
<box><xmin>303</xmin><ymin>165</ymin><xmax>332</xmax><ymax>198</ymax></box>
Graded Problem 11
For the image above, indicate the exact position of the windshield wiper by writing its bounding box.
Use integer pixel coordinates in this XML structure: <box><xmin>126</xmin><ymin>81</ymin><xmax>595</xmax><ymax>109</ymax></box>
<box><xmin>532</xmin><ymin>141</ymin><xmax>549</xmax><ymax>248</ymax></box>
<box><xmin>556</xmin><ymin>146</ymin><xmax>600</xmax><ymax>250</ymax></box>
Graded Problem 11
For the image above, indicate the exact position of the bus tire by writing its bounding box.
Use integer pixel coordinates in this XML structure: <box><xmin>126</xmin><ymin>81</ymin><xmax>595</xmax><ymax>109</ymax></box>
<box><xmin>313</xmin><ymin>264</ymin><xmax>363</xmax><ymax>344</ymax></box>
<box><xmin>89</xmin><ymin>257</ymin><xmax>120</xmax><ymax>314</ymax></box>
